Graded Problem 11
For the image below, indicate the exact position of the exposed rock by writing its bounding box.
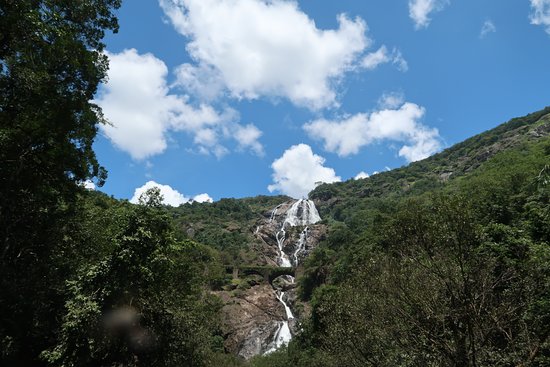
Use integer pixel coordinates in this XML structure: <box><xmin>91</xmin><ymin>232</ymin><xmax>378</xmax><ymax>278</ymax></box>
<box><xmin>272</xmin><ymin>275</ymin><xmax>296</xmax><ymax>292</ymax></box>
<box><xmin>283</xmin><ymin>289</ymin><xmax>298</xmax><ymax>309</ymax></box>
<box><xmin>216</xmin><ymin>199</ymin><xmax>327</xmax><ymax>359</ymax></box>
<box><xmin>252</xmin><ymin>201</ymin><xmax>326</xmax><ymax>266</ymax></box>
<box><xmin>216</xmin><ymin>283</ymin><xmax>285</xmax><ymax>359</ymax></box>
<box><xmin>238</xmin><ymin>321</ymin><xmax>280</xmax><ymax>360</ymax></box>
<box><xmin>530</xmin><ymin>121</ymin><xmax>550</xmax><ymax>137</ymax></box>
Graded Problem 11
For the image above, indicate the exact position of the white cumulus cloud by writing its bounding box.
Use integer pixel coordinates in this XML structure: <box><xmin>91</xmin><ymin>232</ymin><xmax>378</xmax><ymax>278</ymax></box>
<box><xmin>354</xmin><ymin>171</ymin><xmax>370</xmax><ymax>180</ymax></box>
<box><xmin>232</xmin><ymin>124</ymin><xmax>265</xmax><ymax>156</ymax></box>
<box><xmin>398</xmin><ymin>125</ymin><xmax>442</xmax><ymax>162</ymax></box>
<box><xmin>130</xmin><ymin>181</ymin><xmax>213</xmax><ymax>206</ymax></box>
<box><xmin>192</xmin><ymin>193</ymin><xmax>214</xmax><ymax>203</ymax></box>
<box><xmin>480</xmin><ymin>20</ymin><xmax>496</xmax><ymax>38</ymax></box>
<box><xmin>530</xmin><ymin>0</ymin><xmax>550</xmax><ymax>34</ymax></box>
<box><xmin>303</xmin><ymin>102</ymin><xmax>442</xmax><ymax>162</ymax></box>
<box><xmin>97</xmin><ymin>49</ymin><xmax>179</xmax><ymax>159</ymax></box>
<box><xmin>361</xmin><ymin>46</ymin><xmax>408</xmax><ymax>72</ymax></box>
<box><xmin>96</xmin><ymin>49</ymin><xmax>264</xmax><ymax>160</ymax></box>
<box><xmin>378</xmin><ymin>91</ymin><xmax>405</xmax><ymax>109</ymax></box>
<box><xmin>409</xmin><ymin>0</ymin><xmax>450</xmax><ymax>29</ymax></box>
<box><xmin>268</xmin><ymin>144</ymin><xmax>341</xmax><ymax>198</ymax></box>
<box><xmin>159</xmin><ymin>0</ymin><xmax>370</xmax><ymax>110</ymax></box>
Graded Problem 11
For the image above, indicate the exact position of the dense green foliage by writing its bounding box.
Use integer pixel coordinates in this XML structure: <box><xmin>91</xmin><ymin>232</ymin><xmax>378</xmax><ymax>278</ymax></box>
<box><xmin>251</xmin><ymin>125</ymin><xmax>550</xmax><ymax>366</ymax></box>
<box><xmin>0</xmin><ymin>3</ymin><xmax>234</xmax><ymax>366</ymax></box>
<box><xmin>39</xmin><ymin>190</ymin><xmax>222</xmax><ymax>366</ymax></box>
<box><xmin>169</xmin><ymin>195</ymin><xmax>289</xmax><ymax>266</ymax></box>
<box><xmin>1</xmin><ymin>1</ymin><xmax>121</xmax><ymax>364</ymax></box>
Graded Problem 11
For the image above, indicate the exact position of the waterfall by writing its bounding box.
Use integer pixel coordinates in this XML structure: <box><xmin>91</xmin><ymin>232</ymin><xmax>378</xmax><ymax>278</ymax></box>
<box><xmin>281</xmin><ymin>199</ymin><xmax>321</xmax><ymax>227</ymax></box>
<box><xmin>270</xmin><ymin>204</ymin><xmax>283</xmax><ymax>222</ymax></box>
<box><xmin>274</xmin><ymin>199</ymin><xmax>320</xmax><ymax>267</ymax></box>
<box><xmin>293</xmin><ymin>227</ymin><xmax>308</xmax><ymax>266</ymax></box>
<box><xmin>264</xmin><ymin>284</ymin><xmax>295</xmax><ymax>354</ymax></box>
<box><xmin>276</xmin><ymin>283</ymin><xmax>295</xmax><ymax>320</ymax></box>
<box><xmin>265</xmin><ymin>199</ymin><xmax>321</xmax><ymax>354</ymax></box>
<box><xmin>275</xmin><ymin>229</ymin><xmax>292</xmax><ymax>268</ymax></box>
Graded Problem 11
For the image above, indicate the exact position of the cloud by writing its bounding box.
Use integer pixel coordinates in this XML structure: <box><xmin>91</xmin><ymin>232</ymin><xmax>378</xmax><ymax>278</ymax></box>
<box><xmin>530</xmin><ymin>0</ymin><xmax>550</xmax><ymax>34</ymax></box>
<box><xmin>361</xmin><ymin>46</ymin><xmax>391</xmax><ymax>70</ymax></box>
<box><xmin>354</xmin><ymin>171</ymin><xmax>370</xmax><ymax>180</ymax></box>
<box><xmin>130</xmin><ymin>181</ymin><xmax>213</xmax><ymax>206</ymax></box>
<box><xmin>159</xmin><ymin>0</ymin><xmax>370</xmax><ymax>109</ymax></box>
<box><xmin>361</xmin><ymin>46</ymin><xmax>408</xmax><ymax>72</ymax></box>
<box><xmin>192</xmin><ymin>193</ymin><xmax>214</xmax><ymax>203</ymax></box>
<box><xmin>397</xmin><ymin>125</ymin><xmax>442</xmax><ymax>162</ymax></box>
<box><xmin>303</xmin><ymin>102</ymin><xmax>442</xmax><ymax>162</ymax></box>
<box><xmin>408</xmin><ymin>0</ymin><xmax>450</xmax><ymax>29</ymax></box>
<box><xmin>480</xmin><ymin>20</ymin><xmax>496</xmax><ymax>38</ymax></box>
<box><xmin>131</xmin><ymin>181</ymin><xmax>188</xmax><ymax>206</ymax></box>
<box><xmin>232</xmin><ymin>124</ymin><xmax>265</xmax><ymax>156</ymax></box>
<box><xmin>268</xmin><ymin>144</ymin><xmax>341</xmax><ymax>198</ymax></box>
<box><xmin>392</xmin><ymin>50</ymin><xmax>409</xmax><ymax>72</ymax></box>
<box><xmin>96</xmin><ymin>49</ymin><xmax>180</xmax><ymax>159</ymax></box>
<box><xmin>378</xmin><ymin>91</ymin><xmax>405</xmax><ymax>109</ymax></box>
<box><xmin>96</xmin><ymin>49</ymin><xmax>264</xmax><ymax>159</ymax></box>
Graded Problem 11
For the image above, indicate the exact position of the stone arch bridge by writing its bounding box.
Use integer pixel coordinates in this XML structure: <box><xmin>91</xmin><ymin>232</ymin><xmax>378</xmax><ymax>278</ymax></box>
<box><xmin>224</xmin><ymin>265</ymin><xmax>295</xmax><ymax>283</ymax></box>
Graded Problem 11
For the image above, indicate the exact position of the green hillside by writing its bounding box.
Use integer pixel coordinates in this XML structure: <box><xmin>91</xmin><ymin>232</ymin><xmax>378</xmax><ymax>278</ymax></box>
<box><xmin>311</xmin><ymin>107</ymin><xmax>550</xmax><ymax>220</ymax></box>
<box><xmin>250</xmin><ymin>109</ymin><xmax>550</xmax><ymax>366</ymax></box>
<box><xmin>155</xmin><ymin>107</ymin><xmax>550</xmax><ymax>366</ymax></box>
<box><xmin>168</xmin><ymin>195</ymin><xmax>290</xmax><ymax>266</ymax></box>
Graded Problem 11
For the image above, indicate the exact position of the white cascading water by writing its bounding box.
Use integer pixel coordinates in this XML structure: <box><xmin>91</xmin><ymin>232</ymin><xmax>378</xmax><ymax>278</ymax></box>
<box><xmin>293</xmin><ymin>227</ymin><xmax>308</xmax><ymax>266</ymax></box>
<box><xmin>283</xmin><ymin>199</ymin><xmax>321</xmax><ymax>227</ymax></box>
<box><xmin>274</xmin><ymin>199</ymin><xmax>320</xmax><ymax>267</ymax></box>
<box><xmin>265</xmin><ymin>199</ymin><xmax>321</xmax><ymax>354</ymax></box>
<box><xmin>269</xmin><ymin>204</ymin><xmax>283</xmax><ymax>222</ymax></box>
<box><xmin>264</xmin><ymin>278</ymin><xmax>295</xmax><ymax>354</ymax></box>
<box><xmin>275</xmin><ymin>231</ymin><xmax>292</xmax><ymax>267</ymax></box>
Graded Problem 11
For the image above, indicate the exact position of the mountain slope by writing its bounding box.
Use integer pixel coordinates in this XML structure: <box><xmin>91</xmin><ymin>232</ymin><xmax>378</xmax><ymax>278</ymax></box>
<box><xmin>260</xmin><ymin>108</ymin><xmax>550</xmax><ymax>367</ymax></box>
<box><xmin>165</xmin><ymin>107</ymin><xmax>550</xmax><ymax>365</ymax></box>
<box><xmin>310</xmin><ymin>106</ymin><xmax>550</xmax><ymax>221</ymax></box>
<box><xmin>168</xmin><ymin>108</ymin><xmax>550</xmax><ymax>252</ymax></box>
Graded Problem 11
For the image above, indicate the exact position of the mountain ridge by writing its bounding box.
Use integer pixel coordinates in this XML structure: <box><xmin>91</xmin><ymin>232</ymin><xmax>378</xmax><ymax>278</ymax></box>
<box><xmin>310</xmin><ymin>106</ymin><xmax>550</xmax><ymax>216</ymax></box>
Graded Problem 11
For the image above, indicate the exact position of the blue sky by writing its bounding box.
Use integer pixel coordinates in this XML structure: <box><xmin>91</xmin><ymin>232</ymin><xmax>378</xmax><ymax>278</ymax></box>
<box><xmin>93</xmin><ymin>0</ymin><xmax>550</xmax><ymax>204</ymax></box>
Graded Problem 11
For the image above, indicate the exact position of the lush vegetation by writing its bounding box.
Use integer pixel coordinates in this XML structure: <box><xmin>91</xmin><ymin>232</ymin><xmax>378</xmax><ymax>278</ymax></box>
<box><xmin>250</xmin><ymin>130</ymin><xmax>550</xmax><ymax>367</ymax></box>
<box><xmin>0</xmin><ymin>2</ymin><xmax>233</xmax><ymax>366</ymax></box>
<box><xmin>1</xmin><ymin>2</ymin><xmax>549</xmax><ymax>366</ymax></box>
<box><xmin>169</xmin><ymin>195</ymin><xmax>289</xmax><ymax>266</ymax></box>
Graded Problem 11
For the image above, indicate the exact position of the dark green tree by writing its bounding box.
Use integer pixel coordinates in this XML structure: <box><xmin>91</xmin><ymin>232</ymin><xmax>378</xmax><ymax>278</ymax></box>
<box><xmin>0</xmin><ymin>1</ymin><xmax>121</xmax><ymax>364</ymax></box>
<box><xmin>305</xmin><ymin>194</ymin><xmax>550</xmax><ymax>367</ymax></box>
<box><xmin>42</xmin><ymin>188</ymin><xmax>224</xmax><ymax>366</ymax></box>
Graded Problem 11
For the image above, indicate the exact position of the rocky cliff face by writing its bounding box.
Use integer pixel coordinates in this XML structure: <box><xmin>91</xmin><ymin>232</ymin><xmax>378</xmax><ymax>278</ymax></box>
<box><xmin>216</xmin><ymin>199</ymin><xmax>326</xmax><ymax>359</ymax></box>
<box><xmin>253</xmin><ymin>200</ymin><xmax>326</xmax><ymax>267</ymax></box>
<box><xmin>215</xmin><ymin>283</ymin><xmax>284</xmax><ymax>360</ymax></box>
